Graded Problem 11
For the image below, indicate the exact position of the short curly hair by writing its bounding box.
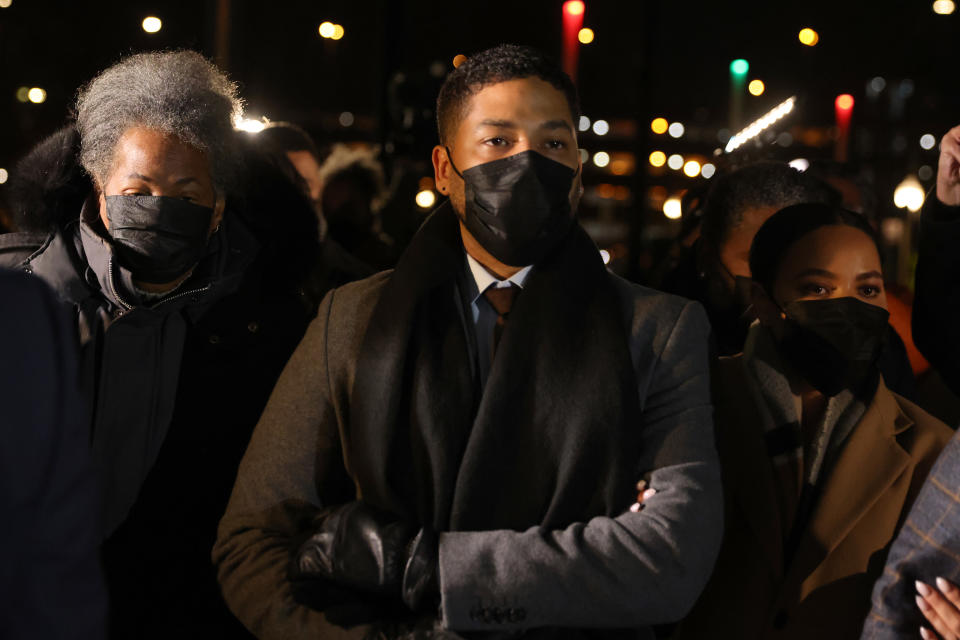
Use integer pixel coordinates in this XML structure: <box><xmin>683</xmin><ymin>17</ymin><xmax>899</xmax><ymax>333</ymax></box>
<box><xmin>435</xmin><ymin>44</ymin><xmax>580</xmax><ymax>146</ymax></box>
<box><xmin>76</xmin><ymin>50</ymin><xmax>242</xmax><ymax>192</ymax></box>
<box><xmin>700</xmin><ymin>161</ymin><xmax>838</xmax><ymax>247</ymax></box>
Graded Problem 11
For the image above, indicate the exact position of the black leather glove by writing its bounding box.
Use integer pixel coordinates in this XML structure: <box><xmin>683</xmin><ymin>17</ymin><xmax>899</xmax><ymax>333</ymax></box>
<box><xmin>291</xmin><ymin>501</ymin><xmax>439</xmax><ymax>613</ymax></box>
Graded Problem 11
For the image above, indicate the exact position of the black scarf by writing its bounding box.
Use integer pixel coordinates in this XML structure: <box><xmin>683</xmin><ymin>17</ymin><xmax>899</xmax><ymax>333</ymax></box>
<box><xmin>349</xmin><ymin>203</ymin><xmax>641</xmax><ymax>532</ymax></box>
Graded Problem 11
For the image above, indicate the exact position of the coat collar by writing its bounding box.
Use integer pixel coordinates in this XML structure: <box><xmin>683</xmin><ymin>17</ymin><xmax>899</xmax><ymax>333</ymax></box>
<box><xmin>716</xmin><ymin>358</ymin><xmax>915</xmax><ymax>589</ymax></box>
<box><xmin>784</xmin><ymin>377</ymin><xmax>914</xmax><ymax>597</ymax></box>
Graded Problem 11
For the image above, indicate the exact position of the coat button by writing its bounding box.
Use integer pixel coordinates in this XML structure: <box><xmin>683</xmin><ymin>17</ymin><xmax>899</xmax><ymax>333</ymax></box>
<box><xmin>247</xmin><ymin>321</ymin><xmax>259</xmax><ymax>333</ymax></box>
<box><xmin>208</xmin><ymin>334</ymin><xmax>221</xmax><ymax>344</ymax></box>
<box><xmin>773</xmin><ymin>610</ymin><xmax>788</xmax><ymax>629</ymax></box>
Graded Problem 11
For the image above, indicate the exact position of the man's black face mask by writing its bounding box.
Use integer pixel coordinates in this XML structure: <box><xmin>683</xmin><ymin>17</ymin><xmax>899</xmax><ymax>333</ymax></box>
<box><xmin>104</xmin><ymin>195</ymin><xmax>214</xmax><ymax>284</ymax></box>
<box><xmin>446</xmin><ymin>148</ymin><xmax>578</xmax><ymax>267</ymax></box>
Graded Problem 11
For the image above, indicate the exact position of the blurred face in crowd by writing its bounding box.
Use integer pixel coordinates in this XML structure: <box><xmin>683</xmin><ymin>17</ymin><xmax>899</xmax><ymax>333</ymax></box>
<box><xmin>712</xmin><ymin>205</ymin><xmax>780</xmax><ymax>284</ymax></box>
<box><xmin>432</xmin><ymin>77</ymin><xmax>582</xmax><ymax>273</ymax></box>
<box><xmin>755</xmin><ymin>224</ymin><xmax>887</xmax><ymax>335</ymax></box>
<box><xmin>97</xmin><ymin>127</ymin><xmax>225</xmax><ymax>291</ymax></box>
<box><xmin>286</xmin><ymin>150</ymin><xmax>323</xmax><ymax>202</ymax></box>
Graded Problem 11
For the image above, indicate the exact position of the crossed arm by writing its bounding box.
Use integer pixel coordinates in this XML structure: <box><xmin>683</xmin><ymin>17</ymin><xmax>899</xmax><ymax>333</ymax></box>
<box><xmin>213</xmin><ymin>289</ymin><xmax>722</xmax><ymax>638</ymax></box>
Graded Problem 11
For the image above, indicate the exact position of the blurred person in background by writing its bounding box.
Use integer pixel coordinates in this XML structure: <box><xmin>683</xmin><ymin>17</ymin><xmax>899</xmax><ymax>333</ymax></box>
<box><xmin>240</xmin><ymin>122</ymin><xmax>374</xmax><ymax>309</ymax></box>
<box><xmin>914</xmin><ymin>124</ymin><xmax>960</xmax><ymax>396</ymax></box>
<box><xmin>318</xmin><ymin>143</ymin><xmax>400</xmax><ymax>268</ymax></box>
<box><xmin>860</xmin><ymin>123</ymin><xmax>960</xmax><ymax>640</ymax></box>
<box><xmin>676</xmin><ymin>203</ymin><xmax>950</xmax><ymax>639</ymax></box>
<box><xmin>659</xmin><ymin>161</ymin><xmax>838</xmax><ymax>355</ymax></box>
<box><xmin>657</xmin><ymin>161</ymin><xmax>916</xmax><ymax>398</ymax></box>
<box><xmin>0</xmin><ymin>49</ymin><xmax>343</xmax><ymax>638</ymax></box>
<box><xmin>1</xmin><ymin>269</ymin><xmax>106</xmax><ymax>640</ymax></box>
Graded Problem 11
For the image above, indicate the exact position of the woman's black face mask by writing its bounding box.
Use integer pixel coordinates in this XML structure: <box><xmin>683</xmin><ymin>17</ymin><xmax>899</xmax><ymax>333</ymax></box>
<box><xmin>104</xmin><ymin>195</ymin><xmax>214</xmax><ymax>284</ymax></box>
<box><xmin>775</xmin><ymin>296</ymin><xmax>890</xmax><ymax>396</ymax></box>
<box><xmin>446</xmin><ymin>148</ymin><xmax>578</xmax><ymax>267</ymax></box>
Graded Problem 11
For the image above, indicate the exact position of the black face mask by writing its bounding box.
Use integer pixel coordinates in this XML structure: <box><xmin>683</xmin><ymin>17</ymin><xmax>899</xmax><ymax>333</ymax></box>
<box><xmin>776</xmin><ymin>297</ymin><xmax>890</xmax><ymax>396</ymax></box>
<box><xmin>447</xmin><ymin>148</ymin><xmax>578</xmax><ymax>266</ymax></box>
<box><xmin>702</xmin><ymin>255</ymin><xmax>757</xmax><ymax>355</ymax></box>
<box><xmin>104</xmin><ymin>195</ymin><xmax>214</xmax><ymax>284</ymax></box>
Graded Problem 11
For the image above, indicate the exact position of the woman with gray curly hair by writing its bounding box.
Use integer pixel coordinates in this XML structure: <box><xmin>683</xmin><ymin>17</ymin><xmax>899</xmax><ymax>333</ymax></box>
<box><xmin>1</xmin><ymin>49</ymin><xmax>328</xmax><ymax>639</ymax></box>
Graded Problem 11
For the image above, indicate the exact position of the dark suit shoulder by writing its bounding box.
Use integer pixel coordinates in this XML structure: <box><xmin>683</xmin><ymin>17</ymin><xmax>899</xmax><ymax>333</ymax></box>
<box><xmin>609</xmin><ymin>272</ymin><xmax>705</xmax><ymax>334</ymax></box>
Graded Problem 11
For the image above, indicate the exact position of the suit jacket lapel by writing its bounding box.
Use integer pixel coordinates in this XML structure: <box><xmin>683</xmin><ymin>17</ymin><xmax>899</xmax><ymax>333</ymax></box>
<box><xmin>783</xmin><ymin>380</ymin><xmax>913</xmax><ymax>597</ymax></box>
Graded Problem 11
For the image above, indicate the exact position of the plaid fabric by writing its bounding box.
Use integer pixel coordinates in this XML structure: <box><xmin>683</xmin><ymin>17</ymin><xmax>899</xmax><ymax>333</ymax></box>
<box><xmin>861</xmin><ymin>428</ymin><xmax>960</xmax><ymax>638</ymax></box>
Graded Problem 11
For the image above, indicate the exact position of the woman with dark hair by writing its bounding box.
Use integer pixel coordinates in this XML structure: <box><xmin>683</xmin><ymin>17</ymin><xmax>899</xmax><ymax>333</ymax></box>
<box><xmin>676</xmin><ymin>203</ymin><xmax>951</xmax><ymax>639</ymax></box>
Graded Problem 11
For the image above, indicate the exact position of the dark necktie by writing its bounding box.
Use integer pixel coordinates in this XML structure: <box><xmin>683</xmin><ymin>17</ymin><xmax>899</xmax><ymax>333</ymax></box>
<box><xmin>482</xmin><ymin>283</ymin><xmax>521</xmax><ymax>363</ymax></box>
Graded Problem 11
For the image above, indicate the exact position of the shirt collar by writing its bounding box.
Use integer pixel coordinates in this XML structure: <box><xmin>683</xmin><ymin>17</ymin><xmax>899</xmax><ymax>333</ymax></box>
<box><xmin>465</xmin><ymin>251</ymin><xmax>532</xmax><ymax>302</ymax></box>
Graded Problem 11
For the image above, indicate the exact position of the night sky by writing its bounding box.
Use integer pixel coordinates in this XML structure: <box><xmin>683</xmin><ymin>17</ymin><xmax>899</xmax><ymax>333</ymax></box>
<box><xmin>1</xmin><ymin>0</ymin><xmax>958</xmax><ymax>278</ymax></box>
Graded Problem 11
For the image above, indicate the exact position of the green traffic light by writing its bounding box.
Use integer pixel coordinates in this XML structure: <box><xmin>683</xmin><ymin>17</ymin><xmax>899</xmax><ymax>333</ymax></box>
<box><xmin>730</xmin><ymin>59</ymin><xmax>749</xmax><ymax>76</ymax></box>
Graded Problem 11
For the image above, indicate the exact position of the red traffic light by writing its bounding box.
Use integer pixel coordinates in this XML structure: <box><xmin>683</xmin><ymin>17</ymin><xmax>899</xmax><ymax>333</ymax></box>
<box><xmin>564</xmin><ymin>1</ymin><xmax>585</xmax><ymax>16</ymax></box>
<box><xmin>835</xmin><ymin>94</ymin><xmax>854</xmax><ymax>112</ymax></box>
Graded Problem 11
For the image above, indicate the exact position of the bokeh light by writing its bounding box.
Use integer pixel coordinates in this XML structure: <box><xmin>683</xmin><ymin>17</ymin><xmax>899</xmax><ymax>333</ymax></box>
<box><xmin>649</xmin><ymin>151</ymin><xmax>666</xmax><ymax>167</ymax></box>
<box><xmin>668</xmin><ymin>122</ymin><xmax>684</xmax><ymax>138</ymax></box>
<box><xmin>920</xmin><ymin>134</ymin><xmax>937</xmax><ymax>150</ymax></box>
<box><xmin>748</xmin><ymin>79</ymin><xmax>765</xmax><ymax>96</ymax></box>
<box><xmin>592</xmin><ymin>151</ymin><xmax>610</xmax><ymax>168</ymax></box>
<box><xmin>894</xmin><ymin>176</ymin><xmax>925</xmax><ymax>212</ymax></box>
<box><xmin>683</xmin><ymin>160</ymin><xmax>701</xmax><ymax>177</ymax></box>
<box><xmin>798</xmin><ymin>28</ymin><xmax>819</xmax><ymax>46</ymax></box>
<box><xmin>578</xmin><ymin>28</ymin><xmax>595</xmax><ymax>44</ymax></box>
<box><xmin>453</xmin><ymin>54</ymin><xmax>467</xmax><ymax>68</ymax></box>
<box><xmin>835</xmin><ymin>94</ymin><xmax>855</xmax><ymax>111</ymax></box>
<box><xmin>142</xmin><ymin>16</ymin><xmax>162</xmax><ymax>33</ymax></box>
<box><xmin>663</xmin><ymin>197</ymin><xmax>683</xmax><ymax>220</ymax></box>
<box><xmin>667</xmin><ymin>154</ymin><xmax>684</xmax><ymax>170</ymax></box>
<box><xmin>650</xmin><ymin>117</ymin><xmax>668</xmax><ymax>134</ymax></box>
<box><xmin>730</xmin><ymin>59</ymin><xmax>749</xmax><ymax>76</ymax></box>
<box><xmin>27</xmin><ymin>87</ymin><xmax>46</xmax><ymax>104</ymax></box>
<box><xmin>319</xmin><ymin>22</ymin><xmax>336</xmax><ymax>38</ymax></box>
<box><xmin>415</xmin><ymin>190</ymin><xmax>436</xmax><ymax>209</ymax></box>
<box><xmin>701</xmin><ymin>163</ymin><xmax>716</xmax><ymax>179</ymax></box>
<box><xmin>933</xmin><ymin>0</ymin><xmax>956</xmax><ymax>14</ymax></box>
<box><xmin>592</xmin><ymin>119</ymin><xmax>609</xmax><ymax>135</ymax></box>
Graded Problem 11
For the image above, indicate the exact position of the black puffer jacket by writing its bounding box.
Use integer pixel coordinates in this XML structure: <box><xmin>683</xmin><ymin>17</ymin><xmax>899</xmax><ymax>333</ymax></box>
<box><xmin>0</xmin><ymin>126</ymin><xmax>369</xmax><ymax>639</ymax></box>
